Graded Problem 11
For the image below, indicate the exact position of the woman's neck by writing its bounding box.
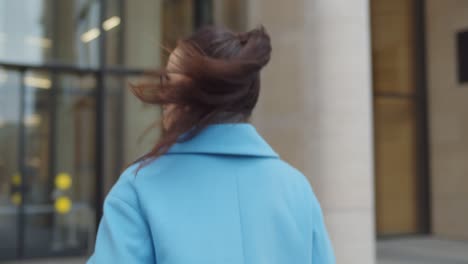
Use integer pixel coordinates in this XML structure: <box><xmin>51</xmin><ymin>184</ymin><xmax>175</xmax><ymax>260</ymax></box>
<box><xmin>211</xmin><ymin>112</ymin><xmax>247</xmax><ymax>124</ymax></box>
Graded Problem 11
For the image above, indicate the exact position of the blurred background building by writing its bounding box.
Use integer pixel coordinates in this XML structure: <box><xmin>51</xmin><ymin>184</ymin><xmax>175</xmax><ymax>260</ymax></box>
<box><xmin>0</xmin><ymin>0</ymin><xmax>467</xmax><ymax>263</ymax></box>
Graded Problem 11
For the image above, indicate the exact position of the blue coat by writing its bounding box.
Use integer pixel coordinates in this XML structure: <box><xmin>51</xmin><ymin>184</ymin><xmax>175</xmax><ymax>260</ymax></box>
<box><xmin>88</xmin><ymin>123</ymin><xmax>335</xmax><ymax>263</ymax></box>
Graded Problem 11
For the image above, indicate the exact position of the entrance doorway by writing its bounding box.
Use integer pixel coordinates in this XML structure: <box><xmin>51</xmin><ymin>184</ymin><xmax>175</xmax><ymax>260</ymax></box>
<box><xmin>0</xmin><ymin>68</ymin><xmax>98</xmax><ymax>259</ymax></box>
<box><xmin>371</xmin><ymin>0</ymin><xmax>430</xmax><ymax>235</ymax></box>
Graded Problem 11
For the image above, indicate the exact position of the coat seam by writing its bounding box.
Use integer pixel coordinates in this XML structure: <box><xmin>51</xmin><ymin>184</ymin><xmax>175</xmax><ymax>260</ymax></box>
<box><xmin>235</xmin><ymin>173</ymin><xmax>247</xmax><ymax>264</ymax></box>
<box><xmin>129</xmin><ymin>179</ymin><xmax>160</xmax><ymax>264</ymax></box>
<box><xmin>107</xmin><ymin>194</ymin><xmax>139</xmax><ymax>214</ymax></box>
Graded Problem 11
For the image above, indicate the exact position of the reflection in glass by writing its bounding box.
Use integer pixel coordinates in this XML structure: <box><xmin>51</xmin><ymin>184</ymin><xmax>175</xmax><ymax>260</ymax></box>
<box><xmin>0</xmin><ymin>1</ymin><xmax>53</xmax><ymax>65</ymax></box>
<box><xmin>16</xmin><ymin>71</ymin><xmax>97</xmax><ymax>257</ymax></box>
<box><xmin>0</xmin><ymin>0</ymin><xmax>101</xmax><ymax>67</ymax></box>
<box><xmin>0</xmin><ymin>0</ymin><xmax>237</xmax><ymax>260</ymax></box>
<box><xmin>48</xmin><ymin>73</ymin><xmax>96</xmax><ymax>255</ymax></box>
<box><xmin>0</xmin><ymin>69</ymin><xmax>21</xmax><ymax>260</ymax></box>
<box><xmin>0</xmin><ymin>0</ymin><xmax>226</xmax><ymax>68</ymax></box>
<box><xmin>105</xmin><ymin>1</ymin><xmax>123</xmax><ymax>66</ymax></box>
<box><xmin>119</xmin><ymin>0</ymin><xmax>166</xmax><ymax>68</ymax></box>
<box><xmin>213</xmin><ymin>0</ymin><xmax>247</xmax><ymax>31</ymax></box>
<box><xmin>103</xmin><ymin>75</ymin><xmax>124</xmax><ymax>195</ymax></box>
<box><xmin>162</xmin><ymin>0</ymin><xmax>194</xmax><ymax>59</ymax></box>
<box><xmin>22</xmin><ymin>71</ymin><xmax>53</xmax><ymax>256</ymax></box>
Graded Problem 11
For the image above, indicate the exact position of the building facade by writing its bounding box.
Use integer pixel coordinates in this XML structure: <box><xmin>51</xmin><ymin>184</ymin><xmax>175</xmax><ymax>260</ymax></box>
<box><xmin>0</xmin><ymin>0</ymin><xmax>213</xmax><ymax>259</ymax></box>
<box><xmin>0</xmin><ymin>0</ymin><xmax>467</xmax><ymax>262</ymax></box>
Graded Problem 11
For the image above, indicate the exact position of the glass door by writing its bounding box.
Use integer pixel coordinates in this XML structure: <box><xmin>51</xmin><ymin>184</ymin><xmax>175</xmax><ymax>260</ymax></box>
<box><xmin>0</xmin><ymin>68</ymin><xmax>97</xmax><ymax>259</ymax></box>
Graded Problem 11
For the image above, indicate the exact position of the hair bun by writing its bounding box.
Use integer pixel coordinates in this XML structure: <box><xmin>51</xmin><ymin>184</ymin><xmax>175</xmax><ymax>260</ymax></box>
<box><xmin>129</xmin><ymin>26</ymin><xmax>272</xmax><ymax>167</ymax></box>
<box><xmin>237</xmin><ymin>32</ymin><xmax>249</xmax><ymax>45</ymax></box>
<box><xmin>236</xmin><ymin>26</ymin><xmax>271</xmax><ymax>69</ymax></box>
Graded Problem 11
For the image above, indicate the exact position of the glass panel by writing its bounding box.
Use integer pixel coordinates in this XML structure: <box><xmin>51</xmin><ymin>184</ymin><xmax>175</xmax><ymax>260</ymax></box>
<box><xmin>107</xmin><ymin>0</ymin><xmax>210</xmax><ymax>68</ymax></box>
<box><xmin>50</xmin><ymin>73</ymin><xmax>96</xmax><ymax>255</ymax></box>
<box><xmin>105</xmin><ymin>0</ymin><xmax>123</xmax><ymax>66</ymax></box>
<box><xmin>103</xmin><ymin>75</ymin><xmax>124</xmax><ymax>195</ymax></box>
<box><xmin>374</xmin><ymin>97</ymin><xmax>420</xmax><ymax>235</ymax></box>
<box><xmin>103</xmin><ymin>74</ymin><xmax>163</xmax><ymax>196</ymax></box>
<box><xmin>75</xmin><ymin>0</ymin><xmax>102</xmax><ymax>67</ymax></box>
<box><xmin>0</xmin><ymin>1</ymin><xmax>53</xmax><ymax>65</ymax></box>
<box><xmin>162</xmin><ymin>0</ymin><xmax>194</xmax><ymax>52</ymax></box>
<box><xmin>120</xmin><ymin>76</ymin><xmax>161</xmax><ymax>166</ymax></box>
<box><xmin>0</xmin><ymin>69</ymin><xmax>21</xmax><ymax>260</ymax></box>
<box><xmin>104</xmin><ymin>74</ymin><xmax>165</xmax><ymax>197</ymax></box>
<box><xmin>22</xmin><ymin>72</ymin><xmax>96</xmax><ymax>257</ymax></box>
<box><xmin>21</xmin><ymin>70</ymin><xmax>53</xmax><ymax>256</ymax></box>
<box><xmin>121</xmin><ymin>0</ymin><xmax>166</xmax><ymax>68</ymax></box>
<box><xmin>213</xmin><ymin>0</ymin><xmax>247</xmax><ymax>31</ymax></box>
<box><xmin>0</xmin><ymin>0</ymin><xmax>101</xmax><ymax>67</ymax></box>
<box><xmin>194</xmin><ymin>0</ymin><xmax>214</xmax><ymax>29</ymax></box>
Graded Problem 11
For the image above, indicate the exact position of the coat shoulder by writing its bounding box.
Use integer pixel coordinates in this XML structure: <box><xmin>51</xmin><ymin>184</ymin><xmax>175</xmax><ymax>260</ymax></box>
<box><xmin>272</xmin><ymin>159</ymin><xmax>323</xmax><ymax>214</ymax></box>
<box><xmin>273</xmin><ymin>159</ymin><xmax>314</xmax><ymax>191</ymax></box>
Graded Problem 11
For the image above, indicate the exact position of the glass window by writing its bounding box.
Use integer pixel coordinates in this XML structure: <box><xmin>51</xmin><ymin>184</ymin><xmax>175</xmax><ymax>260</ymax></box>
<box><xmin>0</xmin><ymin>0</ymin><xmax>246</xmax><ymax>260</ymax></box>
<box><xmin>0</xmin><ymin>0</ymin><xmax>235</xmax><ymax>68</ymax></box>
<box><xmin>106</xmin><ymin>0</ymin><xmax>215</xmax><ymax>68</ymax></box>
<box><xmin>104</xmin><ymin>0</ymin><xmax>123</xmax><ymax>66</ymax></box>
<box><xmin>0</xmin><ymin>1</ymin><xmax>54</xmax><ymax>65</ymax></box>
<box><xmin>22</xmin><ymin>70</ymin><xmax>54</xmax><ymax>256</ymax></box>
<box><xmin>102</xmin><ymin>75</ymin><xmax>124</xmax><ymax>195</ymax></box>
<box><xmin>22</xmin><ymin>71</ymin><xmax>97</xmax><ymax>257</ymax></box>
<box><xmin>102</xmin><ymin>74</ymin><xmax>163</xmax><ymax>196</ymax></box>
<box><xmin>0</xmin><ymin>0</ymin><xmax>101</xmax><ymax>67</ymax></box>
<box><xmin>194</xmin><ymin>0</ymin><xmax>214</xmax><ymax>28</ymax></box>
<box><xmin>117</xmin><ymin>0</ymin><xmax>167</xmax><ymax>68</ymax></box>
<box><xmin>213</xmin><ymin>0</ymin><xmax>247</xmax><ymax>32</ymax></box>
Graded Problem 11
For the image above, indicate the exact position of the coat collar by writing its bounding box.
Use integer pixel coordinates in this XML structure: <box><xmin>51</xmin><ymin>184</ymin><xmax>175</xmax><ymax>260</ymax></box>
<box><xmin>167</xmin><ymin>123</ymin><xmax>279</xmax><ymax>158</ymax></box>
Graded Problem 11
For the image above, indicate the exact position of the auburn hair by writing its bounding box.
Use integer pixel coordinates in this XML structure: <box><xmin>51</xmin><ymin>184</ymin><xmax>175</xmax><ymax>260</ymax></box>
<box><xmin>130</xmin><ymin>25</ymin><xmax>272</xmax><ymax>168</ymax></box>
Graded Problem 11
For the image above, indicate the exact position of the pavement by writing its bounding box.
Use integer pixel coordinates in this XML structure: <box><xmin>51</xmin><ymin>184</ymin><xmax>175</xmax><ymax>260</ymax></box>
<box><xmin>2</xmin><ymin>257</ymin><xmax>86</xmax><ymax>264</ymax></box>
<box><xmin>377</xmin><ymin>236</ymin><xmax>468</xmax><ymax>264</ymax></box>
<box><xmin>3</xmin><ymin>236</ymin><xmax>468</xmax><ymax>264</ymax></box>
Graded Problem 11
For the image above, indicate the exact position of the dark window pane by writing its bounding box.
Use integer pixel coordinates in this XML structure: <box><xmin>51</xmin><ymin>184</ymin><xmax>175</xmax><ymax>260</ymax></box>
<box><xmin>195</xmin><ymin>0</ymin><xmax>214</xmax><ymax>29</ymax></box>
<box><xmin>457</xmin><ymin>30</ymin><xmax>468</xmax><ymax>83</ymax></box>
<box><xmin>103</xmin><ymin>75</ymin><xmax>124</xmax><ymax>195</ymax></box>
